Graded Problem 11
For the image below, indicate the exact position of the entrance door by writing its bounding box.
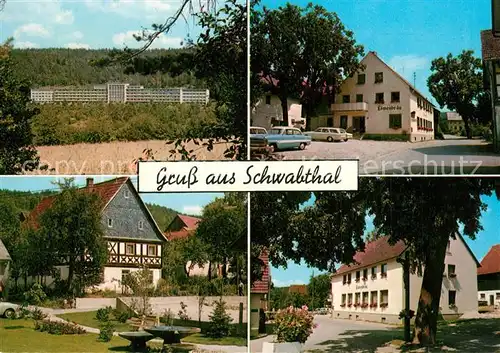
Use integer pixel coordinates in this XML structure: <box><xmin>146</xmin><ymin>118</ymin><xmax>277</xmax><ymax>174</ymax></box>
<box><xmin>353</xmin><ymin>116</ymin><xmax>366</xmax><ymax>133</ymax></box>
<box><xmin>490</xmin><ymin>295</ymin><xmax>495</xmax><ymax>306</ymax></box>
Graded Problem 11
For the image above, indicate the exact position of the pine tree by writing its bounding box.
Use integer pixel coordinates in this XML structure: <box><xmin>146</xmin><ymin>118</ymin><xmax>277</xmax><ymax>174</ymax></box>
<box><xmin>206</xmin><ymin>299</ymin><xmax>233</xmax><ymax>338</ymax></box>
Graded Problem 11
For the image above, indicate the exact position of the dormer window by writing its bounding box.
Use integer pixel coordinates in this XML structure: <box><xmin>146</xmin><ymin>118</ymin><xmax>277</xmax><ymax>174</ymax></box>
<box><xmin>124</xmin><ymin>190</ymin><xmax>130</xmax><ymax>199</ymax></box>
<box><xmin>107</xmin><ymin>218</ymin><xmax>113</xmax><ymax>228</ymax></box>
<box><xmin>138</xmin><ymin>220</ymin><xmax>144</xmax><ymax>230</ymax></box>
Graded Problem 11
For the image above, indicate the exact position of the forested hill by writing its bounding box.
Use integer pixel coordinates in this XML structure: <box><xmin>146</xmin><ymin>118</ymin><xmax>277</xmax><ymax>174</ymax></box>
<box><xmin>10</xmin><ymin>48</ymin><xmax>203</xmax><ymax>88</ymax></box>
<box><xmin>0</xmin><ymin>189</ymin><xmax>185</xmax><ymax>232</ymax></box>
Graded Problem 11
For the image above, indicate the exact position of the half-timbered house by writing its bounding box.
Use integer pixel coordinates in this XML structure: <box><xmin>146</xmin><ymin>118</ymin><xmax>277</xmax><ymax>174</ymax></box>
<box><xmin>27</xmin><ymin>177</ymin><xmax>166</xmax><ymax>291</ymax></box>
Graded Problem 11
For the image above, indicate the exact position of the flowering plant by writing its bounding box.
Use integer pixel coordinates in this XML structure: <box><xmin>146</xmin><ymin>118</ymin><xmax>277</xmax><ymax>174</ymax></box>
<box><xmin>274</xmin><ymin>305</ymin><xmax>317</xmax><ymax>343</ymax></box>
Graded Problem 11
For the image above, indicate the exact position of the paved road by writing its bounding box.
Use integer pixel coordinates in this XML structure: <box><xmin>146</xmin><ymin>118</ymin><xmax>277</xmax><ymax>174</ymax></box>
<box><xmin>251</xmin><ymin>316</ymin><xmax>394</xmax><ymax>353</ymax></box>
<box><xmin>276</xmin><ymin>138</ymin><xmax>500</xmax><ymax>175</ymax></box>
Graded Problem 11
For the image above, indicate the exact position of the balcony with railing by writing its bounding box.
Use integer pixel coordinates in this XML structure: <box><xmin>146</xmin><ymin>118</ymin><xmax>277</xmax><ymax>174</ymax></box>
<box><xmin>331</xmin><ymin>102</ymin><xmax>369</xmax><ymax>112</ymax></box>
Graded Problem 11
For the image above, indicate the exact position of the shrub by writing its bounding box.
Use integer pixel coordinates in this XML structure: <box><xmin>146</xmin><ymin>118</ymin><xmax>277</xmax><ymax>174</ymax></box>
<box><xmin>113</xmin><ymin>309</ymin><xmax>131</xmax><ymax>323</ymax></box>
<box><xmin>206</xmin><ymin>299</ymin><xmax>233</xmax><ymax>338</ymax></box>
<box><xmin>96</xmin><ymin>306</ymin><xmax>113</xmax><ymax>322</ymax></box>
<box><xmin>178</xmin><ymin>301</ymin><xmax>190</xmax><ymax>321</ymax></box>
<box><xmin>98</xmin><ymin>321</ymin><xmax>115</xmax><ymax>342</ymax></box>
<box><xmin>274</xmin><ymin>305</ymin><xmax>316</xmax><ymax>343</ymax></box>
<box><xmin>160</xmin><ymin>309</ymin><xmax>175</xmax><ymax>326</ymax></box>
<box><xmin>31</xmin><ymin>307</ymin><xmax>48</xmax><ymax>321</ymax></box>
<box><xmin>34</xmin><ymin>319</ymin><xmax>86</xmax><ymax>335</ymax></box>
<box><xmin>23</xmin><ymin>283</ymin><xmax>47</xmax><ymax>305</ymax></box>
<box><xmin>362</xmin><ymin>134</ymin><xmax>409</xmax><ymax>142</ymax></box>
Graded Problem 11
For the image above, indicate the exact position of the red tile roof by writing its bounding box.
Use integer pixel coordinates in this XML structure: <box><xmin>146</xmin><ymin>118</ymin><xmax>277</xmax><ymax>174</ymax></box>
<box><xmin>481</xmin><ymin>29</ymin><xmax>500</xmax><ymax>61</ymax></box>
<box><xmin>251</xmin><ymin>250</ymin><xmax>270</xmax><ymax>294</ymax></box>
<box><xmin>26</xmin><ymin>177</ymin><xmax>129</xmax><ymax>228</ymax></box>
<box><xmin>165</xmin><ymin>229</ymin><xmax>193</xmax><ymax>241</ymax></box>
<box><xmin>177</xmin><ymin>214</ymin><xmax>201</xmax><ymax>229</ymax></box>
<box><xmin>333</xmin><ymin>236</ymin><xmax>406</xmax><ymax>276</ymax></box>
<box><xmin>478</xmin><ymin>244</ymin><xmax>500</xmax><ymax>276</ymax></box>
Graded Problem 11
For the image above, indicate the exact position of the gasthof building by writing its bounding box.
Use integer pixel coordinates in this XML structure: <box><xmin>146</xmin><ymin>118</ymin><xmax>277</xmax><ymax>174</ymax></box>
<box><xmin>324</xmin><ymin>51</ymin><xmax>435</xmax><ymax>142</ymax></box>
<box><xmin>331</xmin><ymin>235</ymin><xmax>479</xmax><ymax>324</ymax></box>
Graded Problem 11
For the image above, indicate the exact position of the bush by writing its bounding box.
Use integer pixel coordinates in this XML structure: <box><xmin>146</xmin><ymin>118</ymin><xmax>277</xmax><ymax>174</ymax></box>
<box><xmin>31</xmin><ymin>307</ymin><xmax>48</xmax><ymax>321</ymax></box>
<box><xmin>98</xmin><ymin>321</ymin><xmax>115</xmax><ymax>342</ymax></box>
<box><xmin>23</xmin><ymin>283</ymin><xmax>47</xmax><ymax>305</ymax></box>
<box><xmin>96</xmin><ymin>306</ymin><xmax>113</xmax><ymax>322</ymax></box>
<box><xmin>34</xmin><ymin>319</ymin><xmax>86</xmax><ymax>335</ymax></box>
<box><xmin>113</xmin><ymin>309</ymin><xmax>131</xmax><ymax>323</ymax></box>
<box><xmin>206</xmin><ymin>299</ymin><xmax>233</xmax><ymax>338</ymax></box>
<box><xmin>160</xmin><ymin>309</ymin><xmax>175</xmax><ymax>326</ymax></box>
<box><xmin>362</xmin><ymin>134</ymin><xmax>409</xmax><ymax>142</ymax></box>
<box><xmin>274</xmin><ymin>306</ymin><xmax>316</xmax><ymax>343</ymax></box>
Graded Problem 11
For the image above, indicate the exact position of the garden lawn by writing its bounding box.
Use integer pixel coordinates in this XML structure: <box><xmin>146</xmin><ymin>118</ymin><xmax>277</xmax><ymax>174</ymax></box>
<box><xmin>57</xmin><ymin>310</ymin><xmax>132</xmax><ymax>332</ymax></box>
<box><xmin>182</xmin><ymin>333</ymin><xmax>247</xmax><ymax>346</ymax></box>
<box><xmin>0</xmin><ymin>318</ymin><xmax>130</xmax><ymax>352</ymax></box>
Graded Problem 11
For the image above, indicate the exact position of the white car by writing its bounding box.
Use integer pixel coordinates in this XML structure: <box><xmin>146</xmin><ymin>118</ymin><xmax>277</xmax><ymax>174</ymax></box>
<box><xmin>0</xmin><ymin>302</ymin><xmax>18</xmax><ymax>318</ymax></box>
<box><xmin>339</xmin><ymin>128</ymin><xmax>353</xmax><ymax>140</ymax></box>
<box><xmin>250</xmin><ymin>126</ymin><xmax>268</xmax><ymax>135</ymax></box>
<box><xmin>304</xmin><ymin>127</ymin><xmax>348</xmax><ymax>142</ymax></box>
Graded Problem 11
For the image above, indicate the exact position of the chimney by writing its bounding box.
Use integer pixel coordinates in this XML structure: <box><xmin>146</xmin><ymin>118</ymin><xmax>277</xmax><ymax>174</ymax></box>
<box><xmin>86</xmin><ymin>178</ymin><xmax>94</xmax><ymax>187</ymax></box>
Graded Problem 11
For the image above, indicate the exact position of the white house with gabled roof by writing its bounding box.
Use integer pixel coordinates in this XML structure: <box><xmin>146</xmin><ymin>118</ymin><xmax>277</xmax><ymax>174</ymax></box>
<box><xmin>331</xmin><ymin>234</ymin><xmax>479</xmax><ymax>324</ymax></box>
<box><xmin>323</xmin><ymin>51</ymin><xmax>435</xmax><ymax>142</ymax></box>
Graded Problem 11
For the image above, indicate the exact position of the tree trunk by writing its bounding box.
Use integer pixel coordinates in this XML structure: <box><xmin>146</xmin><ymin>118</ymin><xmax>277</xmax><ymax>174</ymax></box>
<box><xmin>222</xmin><ymin>257</ymin><xmax>227</xmax><ymax>279</ymax></box>
<box><xmin>207</xmin><ymin>261</ymin><xmax>212</xmax><ymax>281</ymax></box>
<box><xmin>412</xmin><ymin>236</ymin><xmax>449</xmax><ymax>346</ymax></box>
<box><xmin>403</xmin><ymin>256</ymin><xmax>411</xmax><ymax>342</ymax></box>
<box><xmin>280</xmin><ymin>95</ymin><xmax>289</xmax><ymax>127</ymax></box>
<box><xmin>67</xmin><ymin>258</ymin><xmax>74</xmax><ymax>293</ymax></box>
<box><xmin>463</xmin><ymin>118</ymin><xmax>472</xmax><ymax>139</ymax></box>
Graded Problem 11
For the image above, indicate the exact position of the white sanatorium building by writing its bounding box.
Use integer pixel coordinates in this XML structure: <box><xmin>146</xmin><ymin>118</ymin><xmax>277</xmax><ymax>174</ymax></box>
<box><xmin>331</xmin><ymin>235</ymin><xmax>479</xmax><ymax>324</ymax></box>
<box><xmin>313</xmin><ymin>51</ymin><xmax>436</xmax><ymax>141</ymax></box>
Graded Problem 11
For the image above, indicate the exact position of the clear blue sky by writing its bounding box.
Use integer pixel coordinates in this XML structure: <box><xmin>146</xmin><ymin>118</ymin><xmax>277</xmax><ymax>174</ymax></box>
<box><xmin>271</xmin><ymin>193</ymin><xmax>500</xmax><ymax>287</ymax></box>
<box><xmin>258</xmin><ymin>0</ymin><xmax>491</xmax><ymax>106</ymax></box>
<box><xmin>0</xmin><ymin>0</ymin><xmax>208</xmax><ymax>50</ymax></box>
<box><xmin>0</xmin><ymin>176</ymin><xmax>222</xmax><ymax>216</ymax></box>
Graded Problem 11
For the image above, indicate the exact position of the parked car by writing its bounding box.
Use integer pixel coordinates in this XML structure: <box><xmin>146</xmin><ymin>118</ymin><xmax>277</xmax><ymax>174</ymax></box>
<box><xmin>304</xmin><ymin>127</ymin><xmax>348</xmax><ymax>142</ymax></box>
<box><xmin>316</xmin><ymin>308</ymin><xmax>329</xmax><ymax>315</ymax></box>
<box><xmin>250</xmin><ymin>126</ymin><xmax>272</xmax><ymax>156</ymax></box>
<box><xmin>266</xmin><ymin>127</ymin><xmax>312</xmax><ymax>151</ymax></box>
<box><xmin>0</xmin><ymin>302</ymin><xmax>18</xmax><ymax>318</ymax></box>
<box><xmin>250</xmin><ymin>126</ymin><xmax>268</xmax><ymax>135</ymax></box>
<box><xmin>339</xmin><ymin>128</ymin><xmax>353</xmax><ymax>140</ymax></box>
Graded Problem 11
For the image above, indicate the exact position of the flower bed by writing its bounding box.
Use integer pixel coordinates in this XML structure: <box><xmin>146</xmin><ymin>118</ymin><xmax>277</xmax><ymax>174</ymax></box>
<box><xmin>274</xmin><ymin>306</ymin><xmax>316</xmax><ymax>344</ymax></box>
<box><xmin>34</xmin><ymin>319</ymin><xmax>86</xmax><ymax>335</ymax></box>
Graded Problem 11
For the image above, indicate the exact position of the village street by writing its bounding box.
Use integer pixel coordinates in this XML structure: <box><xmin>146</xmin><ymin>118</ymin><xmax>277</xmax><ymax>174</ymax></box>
<box><xmin>251</xmin><ymin>315</ymin><xmax>500</xmax><ymax>353</ymax></box>
<box><xmin>277</xmin><ymin>137</ymin><xmax>500</xmax><ymax>175</ymax></box>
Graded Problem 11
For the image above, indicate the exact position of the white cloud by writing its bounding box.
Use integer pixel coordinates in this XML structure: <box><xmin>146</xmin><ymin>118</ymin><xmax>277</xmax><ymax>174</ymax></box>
<box><xmin>55</xmin><ymin>10</ymin><xmax>74</xmax><ymax>25</ymax></box>
<box><xmin>182</xmin><ymin>205</ymin><xmax>203</xmax><ymax>215</ymax></box>
<box><xmin>388</xmin><ymin>55</ymin><xmax>429</xmax><ymax>74</ymax></box>
<box><xmin>66</xmin><ymin>42</ymin><xmax>91</xmax><ymax>49</ymax></box>
<box><xmin>1</xmin><ymin>0</ymin><xmax>75</xmax><ymax>26</ymax></box>
<box><xmin>84</xmin><ymin>0</ymin><xmax>180</xmax><ymax>20</ymax></box>
<box><xmin>15</xmin><ymin>41</ymin><xmax>40</xmax><ymax>49</ymax></box>
<box><xmin>272</xmin><ymin>278</ymin><xmax>306</xmax><ymax>287</ymax></box>
<box><xmin>14</xmin><ymin>23</ymin><xmax>50</xmax><ymax>38</ymax></box>
<box><xmin>112</xmin><ymin>30</ymin><xmax>183</xmax><ymax>49</ymax></box>
<box><xmin>71</xmin><ymin>31</ymin><xmax>84</xmax><ymax>40</ymax></box>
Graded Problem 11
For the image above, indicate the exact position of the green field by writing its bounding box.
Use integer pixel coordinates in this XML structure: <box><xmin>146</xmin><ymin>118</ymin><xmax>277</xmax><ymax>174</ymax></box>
<box><xmin>32</xmin><ymin>102</ymin><xmax>218</xmax><ymax>146</ymax></box>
